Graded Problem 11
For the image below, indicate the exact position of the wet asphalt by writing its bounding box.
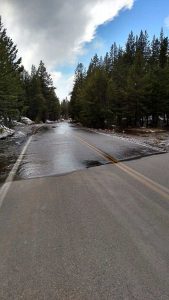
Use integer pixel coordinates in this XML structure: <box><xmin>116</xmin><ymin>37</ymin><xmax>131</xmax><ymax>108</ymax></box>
<box><xmin>0</xmin><ymin>122</ymin><xmax>169</xmax><ymax>299</ymax></box>
<box><xmin>16</xmin><ymin>122</ymin><xmax>163</xmax><ymax>180</ymax></box>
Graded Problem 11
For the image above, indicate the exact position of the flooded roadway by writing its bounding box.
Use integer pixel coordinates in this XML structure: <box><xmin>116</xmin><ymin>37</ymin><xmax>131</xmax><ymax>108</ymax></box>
<box><xmin>16</xmin><ymin>123</ymin><xmax>108</xmax><ymax>180</ymax></box>
<box><xmin>12</xmin><ymin>122</ymin><xmax>164</xmax><ymax>181</ymax></box>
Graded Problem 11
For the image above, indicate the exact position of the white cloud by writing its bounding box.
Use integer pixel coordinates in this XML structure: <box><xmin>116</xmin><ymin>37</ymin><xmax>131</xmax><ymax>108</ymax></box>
<box><xmin>0</xmin><ymin>0</ymin><xmax>134</xmax><ymax>99</ymax></box>
<box><xmin>51</xmin><ymin>72</ymin><xmax>74</xmax><ymax>100</ymax></box>
<box><xmin>164</xmin><ymin>16</ymin><xmax>169</xmax><ymax>28</ymax></box>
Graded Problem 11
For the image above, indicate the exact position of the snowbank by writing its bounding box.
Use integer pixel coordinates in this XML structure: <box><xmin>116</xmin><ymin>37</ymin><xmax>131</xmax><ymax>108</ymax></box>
<box><xmin>12</xmin><ymin>120</ymin><xmax>25</xmax><ymax>126</ymax></box>
<box><xmin>21</xmin><ymin>117</ymin><xmax>34</xmax><ymax>125</ymax></box>
<box><xmin>0</xmin><ymin>125</ymin><xmax>15</xmax><ymax>139</ymax></box>
<box><xmin>45</xmin><ymin>120</ymin><xmax>54</xmax><ymax>124</ymax></box>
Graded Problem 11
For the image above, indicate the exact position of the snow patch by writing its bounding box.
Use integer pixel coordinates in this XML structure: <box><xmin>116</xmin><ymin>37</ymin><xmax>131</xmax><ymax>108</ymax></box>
<box><xmin>21</xmin><ymin>117</ymin><xmax>34</xmax><ymax>125</ymax></box>
<box><xmin>14</xmin><ymin>131</ymin><xmax>26</xmax><ymax>139</ymax></box>
<box><xmin>0</xmin><ymin>125</ymin><xmax>15</xmax><ymax>139</ymax></box>
<box><xmin>45</xmin><ymin>120</ymin><xmax>54</xmax><ymax>124</ymax></box>
<box><xmin>13</xmin><ymin>120</ymin><xmax>25</xmax><ymax>126</ymax></box>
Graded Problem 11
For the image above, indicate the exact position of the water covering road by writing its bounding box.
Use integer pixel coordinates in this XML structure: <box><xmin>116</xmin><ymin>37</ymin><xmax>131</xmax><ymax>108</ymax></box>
<box><xmin>16</xmin><ymin>122</ymin><xmax>163</xmax><ymax>180</ymax></box>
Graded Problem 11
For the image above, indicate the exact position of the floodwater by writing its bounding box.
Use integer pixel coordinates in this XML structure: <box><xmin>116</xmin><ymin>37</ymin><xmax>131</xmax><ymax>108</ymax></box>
<box><xmin>16</xmin><ymin>123</ymin><xmax>108</xmax><ymax>180</ymax></box>
<box><xmin>0</xmin><ymin>122</ymin><xmax>165</xmax><ymax>183</ymax></box>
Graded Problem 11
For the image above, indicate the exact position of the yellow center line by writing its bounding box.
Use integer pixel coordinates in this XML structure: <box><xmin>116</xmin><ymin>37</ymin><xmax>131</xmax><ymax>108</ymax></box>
<box><xmin>75</xmin><ymin>134</ymin><xmax>169</xmax><ymax>200</ymax></box>
<box><xmin>76</xmin><ymin>135</ymin><xmax>114</xmax><ymax>162</ymax></box>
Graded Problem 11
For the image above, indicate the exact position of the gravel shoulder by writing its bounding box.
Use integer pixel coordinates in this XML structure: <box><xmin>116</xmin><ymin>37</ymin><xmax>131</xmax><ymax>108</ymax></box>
<box><xmin>85</xmin><ymin>127</ymin><xmax>169</xmax><ymax>152</ymax></box>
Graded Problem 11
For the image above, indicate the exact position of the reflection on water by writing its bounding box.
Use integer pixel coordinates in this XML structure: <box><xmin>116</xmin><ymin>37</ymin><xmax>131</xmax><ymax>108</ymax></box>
<box><xmin>1</xmin><ymin>122</ymin><xmax>162</xmax><ymax>183</ymax></box>
<box><xmin>16</xmin><ymin>122</ymin><xmax>108</xmax><ymax>180</ymax></box>
<box><xmin>17</xmin><ymin>123</ymin><xmax>80</xmax><ymax>179</ymax></box>
<box><xmin>56</xmin><ymin>122</ymin><xmax>72</xmax><ymax>135</ymax></box>
<box><xmin>0</xmin><ymin>123</ymin><xmax>73</xmax><ymax>182</ymax></box>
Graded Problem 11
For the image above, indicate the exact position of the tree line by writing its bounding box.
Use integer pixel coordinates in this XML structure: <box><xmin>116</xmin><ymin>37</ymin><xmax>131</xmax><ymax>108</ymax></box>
<box><xmin>70</xmin><ymin>29</ymin><xmax>169</xmax><ymax>128</ymax></box>
<box><xmin>0</xmin><ymin>17</ymin><xmax>61</xmax><ymax>126</ymax></box>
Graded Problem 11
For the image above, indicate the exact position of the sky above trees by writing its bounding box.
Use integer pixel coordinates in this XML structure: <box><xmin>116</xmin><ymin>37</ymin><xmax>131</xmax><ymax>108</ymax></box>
<box><xmin>0</xmin><ymin>0</ymin><xmax>169</xmax><ymax>100</ymax></box>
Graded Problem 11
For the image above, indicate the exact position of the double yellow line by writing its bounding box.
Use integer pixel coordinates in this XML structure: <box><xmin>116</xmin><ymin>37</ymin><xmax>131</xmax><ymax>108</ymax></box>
<box><xmin>76</xmin><ymin>135</ymin><xmax>169</xmax><ymax>200</ymax></box>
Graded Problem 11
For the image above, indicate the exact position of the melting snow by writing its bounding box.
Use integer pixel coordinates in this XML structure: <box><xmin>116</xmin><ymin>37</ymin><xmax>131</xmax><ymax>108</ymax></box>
<box><xmin>0</xmin><ymin>125</ymin><xmax>15</xmax><ymax>140</ymax></box>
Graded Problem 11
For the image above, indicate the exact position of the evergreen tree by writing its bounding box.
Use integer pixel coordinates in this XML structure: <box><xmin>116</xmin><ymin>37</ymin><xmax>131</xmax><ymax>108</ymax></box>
<box><xmin>70</xmin><ymin>63</ymin><xmax>86</xmax><ymax>122</ymax></box>
<box><xmin>70</xmin><ymin>29</ymin><xmax>169</xmax><ymax>128</ymax></box>
<box><xmin>23</xmin><ymin>63</ymin><xmax>60</xmax><ymax>122</ymax></box>
<box><xmin>60</xmin><ymin>98</ymin><xmax>69</xmax><ymax>119</ymax></box>
<box><xmin>0</xmin><ymin>17</ymin><xmax>23</xmax><ymax>126</ymax></box>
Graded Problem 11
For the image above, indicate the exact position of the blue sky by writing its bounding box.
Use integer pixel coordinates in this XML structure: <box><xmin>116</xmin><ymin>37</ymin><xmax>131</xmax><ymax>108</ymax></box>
<box><xmin>1</xmin><ymin>0</ymin><xmax>169</xmax><ymax>100</ymax></box>
<box><xmin>63</xmin><ymin>0</ymin><xmax>169</xmax><ymax>79</ymax></box>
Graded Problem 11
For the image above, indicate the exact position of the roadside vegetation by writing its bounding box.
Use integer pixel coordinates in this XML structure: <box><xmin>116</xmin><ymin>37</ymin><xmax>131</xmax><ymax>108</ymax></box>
<box><xmin>70</xmin><ymin>30</ymin><xmax>169</xmax><ymax>129</ymax></box>
<box><xmin>1</xmin><ymin>15</ymin><xmax>169</xmax><ymax>132</ymax></box>
<box><xmin>0</xmin><ymin>17</ymin><xmax>61</xmax><ymax>127</ymax></box>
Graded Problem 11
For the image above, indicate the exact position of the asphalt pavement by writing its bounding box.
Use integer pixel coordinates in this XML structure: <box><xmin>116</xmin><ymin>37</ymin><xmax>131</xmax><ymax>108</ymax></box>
<box><xmin>16</xmin><ymin>122</ymin><xmax>164</xmax><ymax>180</ymax></box>
<box><xmin>0</xmin><ymin>122</ymin><xmax>169</xmax><ymax>299</ymax></box>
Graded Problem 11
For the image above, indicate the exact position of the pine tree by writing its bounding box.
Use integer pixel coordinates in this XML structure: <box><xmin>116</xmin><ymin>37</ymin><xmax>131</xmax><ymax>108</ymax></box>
<box><xmin>23</xmin><ymin>62</ymin><xmax>60</xmax><ymax>122</ymax></box>
<box><xmin>0</xmin><ymin>17</ymin><xmax>23</xmax><ymax>126</ymax></box>
<box><xmin>70</xmin><ymin>29</ymin><xmax>169</xmax><ymax>129</ymax></box>
<box><xmin>70</xmin><ymin>63</ymin><xmax>86</xmax><ymax>122</ymax></box>
<box><xmin>60</xmin><ymin>98</ymin><xmax>69</xmax><ymax>119</ymax></box>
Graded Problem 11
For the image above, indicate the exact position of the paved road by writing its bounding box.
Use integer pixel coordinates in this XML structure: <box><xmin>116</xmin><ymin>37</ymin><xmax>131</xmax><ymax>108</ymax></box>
<box><xmin>0</xmin><ymin>122</ymin><xmax>169</xmax><ymax>299</ymax></box>
<box><xmin>16</xmin><ymin>122</ymin><xmax>163</xmax><ymax>180</ymax></box>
